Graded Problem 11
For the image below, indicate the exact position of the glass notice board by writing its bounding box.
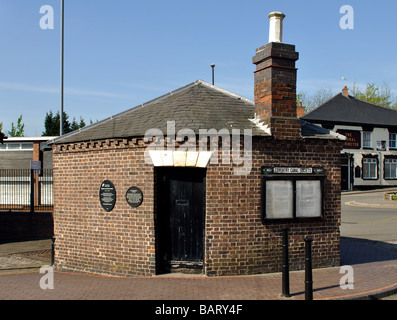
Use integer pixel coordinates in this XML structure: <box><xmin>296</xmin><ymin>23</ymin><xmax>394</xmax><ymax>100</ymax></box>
<box><xmin>296</xmin><ymin>180</ymin><xmax>322</xmax><ymax>218</ymax></box>
<box><xmin>261</xmin><ymin>176</ymin><xmax>324</xmax><ymax>222</ymax></box>
<box><xmin>265</xmin><ymin>180</ymin><xmax>293</xmax><ymax>219</ymax></box>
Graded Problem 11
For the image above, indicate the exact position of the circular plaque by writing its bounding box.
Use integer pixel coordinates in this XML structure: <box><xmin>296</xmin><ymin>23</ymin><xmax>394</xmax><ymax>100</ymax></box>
<box><xmin>125</xmin><ymin>187</ymin><xmax>143</xmax><ymax>208</ymax></box>
<box><xmin>99</xmin><ymin>180</ymin><xmax>116</xmax><ymax>212</ymax></box>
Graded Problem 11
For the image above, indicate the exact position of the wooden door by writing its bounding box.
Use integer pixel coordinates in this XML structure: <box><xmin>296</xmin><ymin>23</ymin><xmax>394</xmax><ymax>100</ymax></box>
<box><xmin>156</xmin><ymin>168</ymin><xmax>206</xmax><ymax>273</ymax></box>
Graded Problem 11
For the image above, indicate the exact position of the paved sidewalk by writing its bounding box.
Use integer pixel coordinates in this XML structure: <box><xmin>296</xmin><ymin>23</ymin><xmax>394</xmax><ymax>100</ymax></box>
<box><xmin>1</xmin><ymin>237</ymin><xmax>397</xmax><ymax>300</ymax></box>
<box><xmin>1</xmin><ymin>188</ymin><xmax>397</xmax><ymax>300</ymax></box>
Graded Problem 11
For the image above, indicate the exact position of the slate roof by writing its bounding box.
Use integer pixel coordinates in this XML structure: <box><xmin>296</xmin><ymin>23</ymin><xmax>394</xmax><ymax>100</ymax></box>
<box><xmin>51</xmin><ymin>80</ymin><xmax>336</xmax><ymax>145</ymax></box>
<box><xmin>302</xmin><ymin>93</ymin><xmax>397</xmax><ymax>128</ymax></box>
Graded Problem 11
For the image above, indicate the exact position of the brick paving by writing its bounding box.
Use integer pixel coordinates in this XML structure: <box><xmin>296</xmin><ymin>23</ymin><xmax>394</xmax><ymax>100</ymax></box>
<box><xmin>2</xmin><ymin>190</ymin><xmax>397</xmax><ymax>301</ymax></box>
<box><xmin>1</xmin><ymin>237</ymin><xmax>397</xmax><ymax>300</ymax></box>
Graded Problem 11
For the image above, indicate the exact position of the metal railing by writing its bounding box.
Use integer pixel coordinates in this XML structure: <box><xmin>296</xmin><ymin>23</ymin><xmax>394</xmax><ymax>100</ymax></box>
<box><xmin>0</xmin><ymin>169</ymin><xmax>53</xmax><ymax>212</ymax></box>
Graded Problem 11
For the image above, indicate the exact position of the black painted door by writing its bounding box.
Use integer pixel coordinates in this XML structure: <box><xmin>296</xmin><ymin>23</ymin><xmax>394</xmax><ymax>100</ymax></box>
<box><xmin>341</xmin><ymin>165</ymin><xmax>349</xmax><ymax>191</ymax></box>
<box><xmin>157</xmin><ymin>168</ymin><xmax>206</xmax><ymax>272</ymax></box>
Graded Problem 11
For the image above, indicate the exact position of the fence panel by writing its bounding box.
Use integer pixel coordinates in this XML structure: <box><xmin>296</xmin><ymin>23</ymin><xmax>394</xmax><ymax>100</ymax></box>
<box><xmin>0</xmin><ymin>169</ymin><xmax>53</xmax><ymax>212</ymax></box>
<box><xmin>38</xmin><ymin>169</ymin><xmax>53</xmax><ymax>211</ymax></box>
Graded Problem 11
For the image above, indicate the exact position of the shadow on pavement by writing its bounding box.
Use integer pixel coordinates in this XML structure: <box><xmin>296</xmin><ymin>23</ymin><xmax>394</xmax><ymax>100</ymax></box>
<box><xmin>341</xmin><ymin>237</ymin><xmax>397</xmax><ymax>265</ymax></box>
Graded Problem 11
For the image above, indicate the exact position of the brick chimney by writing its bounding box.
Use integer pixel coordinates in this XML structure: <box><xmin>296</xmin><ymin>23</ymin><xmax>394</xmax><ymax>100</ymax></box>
<box><xmin>297</xmin><ymin>101</ymin><xmax>305</xmax><ymax>118</ymax></box>
<box><xmin>252</xmin><ymin>12</ymin><xmax>301</xmax><ymax>139</ymax></box>
<box><xmin>342</xmin><ymin>86</ymin><xmax>349</xmax><ymax>97</ymax></box>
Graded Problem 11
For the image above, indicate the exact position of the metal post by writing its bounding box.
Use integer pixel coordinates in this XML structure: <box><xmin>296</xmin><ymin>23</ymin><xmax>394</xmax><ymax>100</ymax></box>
<box><xmin>211</xmin><ymin>63</ymin><xmax>215</xmax><ymax>85</ymax></box>
<box><xmin>51</xmin><ymin>235</ymin><xmax>56</xmax><ymax>266</ymax></box>
<box><xmin>30</xmin><ymin>169</ymin><xmax>35</xmax><ymax>213</ymax></box>
<box><xmin>305</xmin><ymin>237</ymin><xmax>313</xmax><ymax>300</ymax></box>
<box><xmin>60</xmin><ymin>0</ymin><xmax>64</xmax><ymax>136</ymax></box>
<box><xmin>282</xmin><ymin>227</ymin><xmax>290</xmax><ymax>297</ymax></box>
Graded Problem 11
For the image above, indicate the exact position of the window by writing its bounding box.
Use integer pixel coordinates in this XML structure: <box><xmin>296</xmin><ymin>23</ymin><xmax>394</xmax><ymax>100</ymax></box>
<box><xmin>376</xmin><ymin>140</ymin><xmax>386</xmax><ymax>151</ymax></box>
<box><xmin>7</xmin><ymin>143</ymin><xmax>20</xmax><ymax>150</ymax></box>
<box><xmin>362</xmin><ymin>157</ymin><xmax>377</xmax><ymax>179</ymax></box>
<box><xmin>21</xmin><ymin>143</ymin><xmax>33</xmax><ymax>150</ymax></box>
<box><xmin>390</xmin><ymin>134</ymin><xmax>397</xmax><ymax>149</ymax></box>
<box><xmin>262</xmin><ymin>174</ymin><xmax>324</xmax><ymax>221</ymax></box>
<box><xmin>363</xmin><ymin>132</ymin><xmax>372</xmax><ymax>148</ymax></box>
<box><xmin>0</xmin><ymin>143</ymin><xmax>33</xmax><ymax>151</ymax></box>
<box><xmin>385</xmin><ymin>158</ymin><xmax>397</xmax><ymax>180</ymax></box>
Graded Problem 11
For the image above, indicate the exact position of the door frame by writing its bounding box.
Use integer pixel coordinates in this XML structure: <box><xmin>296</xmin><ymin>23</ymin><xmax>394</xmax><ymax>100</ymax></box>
<box><xmin>155</xmin><ymin>167</ymin><xmax>206</xmax><ymax>274</ymax></box>
<box><xmin>341</xmin><ymin>153</ymin><xmax>354</xmax><ymax>191</ymax></box>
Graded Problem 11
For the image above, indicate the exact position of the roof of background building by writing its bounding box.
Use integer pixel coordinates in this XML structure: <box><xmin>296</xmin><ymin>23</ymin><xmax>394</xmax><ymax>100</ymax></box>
<box><xmin>302</xmin><ymin>93</ymin><xmax>397</xmax><ymax>128</ymax></box>
<box><xmin>5</xmin><ymin>137</ymin><xmax>58</xmax><ymax>142</ymax></box>
<box><xmin>51</xmin><ymin>80</ymin><xmax>337</xmax><ymax>145</ymax></box>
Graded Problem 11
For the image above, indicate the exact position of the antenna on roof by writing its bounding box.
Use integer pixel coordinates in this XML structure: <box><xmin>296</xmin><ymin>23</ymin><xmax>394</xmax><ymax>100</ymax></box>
<box><xmin>211</xmin><ymin>63</ymin><xmax>215</xmax><ymax>85</ymax></box>
<box><xmin>342</xmin><ymin>76</ymin><xmax>346</xmax><ymax>87</ymax></box>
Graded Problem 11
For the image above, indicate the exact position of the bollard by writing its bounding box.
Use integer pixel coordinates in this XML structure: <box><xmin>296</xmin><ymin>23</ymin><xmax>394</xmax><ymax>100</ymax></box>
<box><xmin>282</xmin><ymin>227</ymin><xmax>290</xmax><ymax>297</ymax></box>
<box><xmin>51</xmin><ymin>235</ymin><xmax>56</xmax><ymax>266</ymax></box>
<box><xmin>305</xmin><ymin>237</ymin><xmax>313</xmax><ymax>300</ymax></box>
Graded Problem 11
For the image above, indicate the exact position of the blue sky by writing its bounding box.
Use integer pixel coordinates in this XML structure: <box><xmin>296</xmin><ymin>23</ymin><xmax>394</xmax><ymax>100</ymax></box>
<box><xmin>1</xmin><ymin>0</ymin><xmax>396</xmax><ymax>136</ymax></box>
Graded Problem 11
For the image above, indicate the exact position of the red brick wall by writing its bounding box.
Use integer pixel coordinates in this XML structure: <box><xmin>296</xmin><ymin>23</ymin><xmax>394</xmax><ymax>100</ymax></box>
<box><xmin>52</xmin><ymin>136</ymin><xmax>342</xmax><ymax>277</ymax></box>
<box><xmin>205</xmin><ymin>137</ymin><xmax>342</xmax><ymax>276</ymax></box>
<box><xmin>52</xmin><ymin>139</ymin><xmax>156</xmax><ymax>277</ymax></box>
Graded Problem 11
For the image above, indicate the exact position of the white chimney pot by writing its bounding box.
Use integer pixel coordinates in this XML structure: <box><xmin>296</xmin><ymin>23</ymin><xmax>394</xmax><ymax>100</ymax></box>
<box><xmin>268</xmin><ymin>12</ymin><xmax>285</xmax><ymax>43</ymax></box>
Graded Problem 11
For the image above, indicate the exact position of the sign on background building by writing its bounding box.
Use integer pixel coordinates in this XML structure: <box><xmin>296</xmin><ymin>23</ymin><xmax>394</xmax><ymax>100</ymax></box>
<box><xmin>336</xmin><ymin>130</ymin><xmax>361</xmax><ymax>149</ymax></box>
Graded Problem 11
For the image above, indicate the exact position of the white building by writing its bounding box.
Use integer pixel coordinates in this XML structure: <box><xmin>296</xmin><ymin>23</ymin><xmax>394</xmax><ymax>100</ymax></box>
<box><xmin>0</xmin><ymin>136</ymin><xmax>57</xmax><ymax>210</ymax></box>
<box><xmin>302</xmin><ymin>87</ymin><xmax>397</xmax><ymax>191</ymax></box>
<box><xmin>0</xmin><ymin>136</ymin><xmax>56</xmax><ymax>169</ymax></box>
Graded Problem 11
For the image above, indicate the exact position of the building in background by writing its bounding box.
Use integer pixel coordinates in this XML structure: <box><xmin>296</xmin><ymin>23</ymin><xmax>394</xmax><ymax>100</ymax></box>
<box><xmin>302</xmin><ymin>87</ymin><xmax>397</xmax><ymax>191</ymax></box>
<box><xmin>0</xmin><ymin>137</ymin><xmax>56</xmax><ymax>170</ymax></box>
<box><xmin>0</xmin><ymin>136</ymin><xmax>57</xmax><ymax>212</ymax></box>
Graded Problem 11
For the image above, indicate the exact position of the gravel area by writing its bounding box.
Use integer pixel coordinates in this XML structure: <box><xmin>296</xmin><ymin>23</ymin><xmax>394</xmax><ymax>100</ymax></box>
<box><xmin>0</xmin><ymin>256</ymin><xmax>43</xmax><ymax>268</ymax></box>
<box><xmin>0</xmin><ymin>240</ymin><xmax>52</xmax><ymax>272</ymax></box>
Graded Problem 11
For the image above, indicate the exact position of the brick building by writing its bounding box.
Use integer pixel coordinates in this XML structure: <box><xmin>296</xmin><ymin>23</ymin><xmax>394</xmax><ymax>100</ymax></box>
<box><xmin>50</xmin><ymin>12</ymin><xmax>344</xmax><ymax>277</ymax></box>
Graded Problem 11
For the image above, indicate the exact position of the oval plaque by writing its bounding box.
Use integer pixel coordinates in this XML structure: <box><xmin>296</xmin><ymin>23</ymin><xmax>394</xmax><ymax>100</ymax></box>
<box><xmin>99</xmin><ymin>180</ymin><xmax>116</xmax><ymax>212</ymax></box>
<box><xmin>125</xmin><ymin>187</ymin><xmax>143</xmax><ymax>208</ymax></box>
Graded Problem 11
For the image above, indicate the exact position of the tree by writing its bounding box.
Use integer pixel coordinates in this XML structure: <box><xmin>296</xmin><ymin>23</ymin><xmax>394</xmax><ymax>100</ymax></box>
<box><xmin>70</xmin><ymin>118</ymin><xmax>80</xmax><ymax>132</ymax></box>
<box><xmin>70</xmin><ymin>117</ymin><xmax>86</xmax><ymax>132</ymax></box>
<box><xmin>351</xmin><ymin>82</ymin><xmax>397</xmax><ymax>109</ymax></box>
<box><xmin>79</xmin><ymin>117</ymin><xmax>86</xmax><ymax>128</ymax></box>
<box><xmin>0</xmin><ymin>123</ymin><xmax>5</xmax><ymax>144</ymax></box>
<box><xmin>8</xmin><ymin>115</ymin><xmax>25</xmax><ymax>137</ymax></box>
<box><xmin>42</xmin><ymin>110</ymin><xmax>86</xmax><ymax>136</ymax></box>
<box><xmin>297</xmin><ymin>88</ymin><xmax>335</xmax><ymax>114</ymax></box>
<box><xmin>42</xmin><ymin>111</ymin><xmax>58</xmax><ymax>136</ymax></box>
